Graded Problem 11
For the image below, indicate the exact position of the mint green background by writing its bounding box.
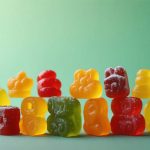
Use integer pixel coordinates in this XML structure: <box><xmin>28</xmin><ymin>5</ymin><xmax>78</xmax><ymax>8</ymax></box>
<box><xmin>0</xmin><ymin>0</ymin><xmax>150</xmax><ymax>150</ymax></box>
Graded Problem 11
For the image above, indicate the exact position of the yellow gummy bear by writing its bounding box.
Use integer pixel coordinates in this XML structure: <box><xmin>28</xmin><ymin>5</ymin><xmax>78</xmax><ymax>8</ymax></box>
<box><xmin>70</xmin><ymin>69</ymin><xmax>102</xmax><ymax>99</ymax></box>
<box><xmin>132</xmin><ymin>69</ymin><xmax>150</xmax><ymax>99</ymax></box>
<box><xmin>7</xmin><ymin>71</ymin><xmax>33</xmax><ymax>98</ymax></box>
<box><xmin>0</xmin><ymin>88</ymin><xmax>10</xmax><ymax>106</ymax></box>
<box><xmin>20</xmin><ymin>97</ymin><xmax>47</xmax><ymax>136</ymax></box>
<box><xmin>144</xmin><ymin>101</ymin><xmax>150</xmax><ymax>132</ymax></box>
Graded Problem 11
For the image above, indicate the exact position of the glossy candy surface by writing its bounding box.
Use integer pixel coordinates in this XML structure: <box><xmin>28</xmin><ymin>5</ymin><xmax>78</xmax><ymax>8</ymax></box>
<box><xmin>144</xmin><ymin>101</ymin><xmax>150</xmax><ymax>132</ymax></box>
<box><xmin>70</xmin><ymin>69</ymin><xmax>102</xmax><ymax>99</ymax></box>
<box><xmin>111</xmin><ymin>97</ymin><xmax>145</xmax><ymax>135</ymax></box>
<box><xmin>111</xmin><ymin>115</ymin><xmax>145</xmax><ymax>136</ymax></box>
<box><xmin>38</xmin><ymin>70</ymin><xmax>62</xmax><ymax>97</ymax></box>
<box><xmin>111</xmin><ymin>97</ymin><xmax>142</xmax><ymax>115</ymax></box>
<box><xmin>20</xmin><ymin>97</ymin><xmax>47</xmax><ymax>136</ymax></box>
<box><xmin>47</xmin><ymin>96</ymin><xmax>81</xmax><ymax>137</ymax></box>
<box><xmin>132</xmin><ymin>69</ymin><xmax>150</xmax><ymax>99</ymax></box>
<box><xmin>7</xmin><ymin>72</ymin><xmax>33</xmax><ymax>98</ymax></box>
<box><xmin>104</xmin><ymin>66</ymin><xmax>130</xmax><ymax>98</ymax></box>
<box><xmin>0</xmin><ymin>106</ymin><xmax>20</xmax><ymax>135</ymax></box>
<box><xmin>0</xmin><ymin>89</ymin><xmax>10</xmax><ymax>106</ymax></box>
<box><xmin>84</xmin><ymin>98</ymin><xmax>110</xmax><ymax>136</ymax></box>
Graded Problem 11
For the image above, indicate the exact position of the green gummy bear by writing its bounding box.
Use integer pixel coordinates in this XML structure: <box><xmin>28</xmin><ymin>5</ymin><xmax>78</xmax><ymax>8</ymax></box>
<box><xmin>47</xmin><ymin>96</ymin><xmax>82</xmax><ymax>137</ymax></box>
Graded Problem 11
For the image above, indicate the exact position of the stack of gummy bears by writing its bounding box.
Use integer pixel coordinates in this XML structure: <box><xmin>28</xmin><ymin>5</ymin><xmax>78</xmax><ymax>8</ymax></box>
<box><xmin>0</xmin><ymin>67</ymin><xmax>150</xmax><ymax>137</ymax></box>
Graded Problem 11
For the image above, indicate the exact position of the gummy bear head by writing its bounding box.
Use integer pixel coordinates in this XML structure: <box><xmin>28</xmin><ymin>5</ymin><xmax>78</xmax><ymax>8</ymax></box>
<box><xmin>7</xmin><ymin>71</ymin><xmax>33</xmax><ymax>98</ymax></box>
<box><xmin>104</xmin><ymin>66</ymin><xmax>130</xmax><ymax>98</ymax></box>
<box><xmin>70</xmin><ymin>69</ymin><xmax>102</xmax><ymax>99</ymax></box>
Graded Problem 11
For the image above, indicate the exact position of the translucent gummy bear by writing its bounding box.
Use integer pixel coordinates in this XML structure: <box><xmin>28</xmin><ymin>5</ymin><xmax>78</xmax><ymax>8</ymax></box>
<box><xmin>0</xmin><ymin>106</ymin><xmax>20</xmax><ymax>135</ymax></box>
<box><xmin>0</xmin><ymin>88</ymin><xmax>10</xmax><ymax>106</ymax></box>
<box><xmin>20</xmin><ymin>97</ymin><xmax>47</xmax><ymax>136</ymax></box>
<box><xmin>144</xmin><ymin>101</ymin><xmax>150</xmax><ymax>132</ymax></box>
<box><xmin>104</xmin><ymin>66</ymin><xmax>130</xmax><ymax>98</ymax></box>
<box><xmin>132</xmin><ymin>69</ymin><xmax>150</xmax><ymax>99</ymax></box>
<box><xmin>47</xmin><ymin>96</ymin><xmax>82</xmax><ymax>137</ymax></box>
<box><xmin>84</xmin><ymin>98</ymin><xmax>110</xmax><ymax>136</ymax></box>
<box><xmin>37</xmin><ymin>70</ymin><xmax>62</xmax><ymax>97</ymax></box>
<box><xmin>8</xmin><ymin>72</ymin><xmax>33</xmax><ymax>98</ymax></box>
<box><xmin>70</xmin><ymin>69</ymin><xmax>102</xmax><ymax>99</ymax></box>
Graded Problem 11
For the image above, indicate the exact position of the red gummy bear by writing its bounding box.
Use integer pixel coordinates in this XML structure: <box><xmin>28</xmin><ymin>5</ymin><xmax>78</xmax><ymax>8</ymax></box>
<box><xmin>37</xmin><ymin>70</ymin><xmax>62</xmax><ymax>97</ymax></box>
<box><xmin>111</xmin><ymin>114</ymin><xmax>145</xmax><ymax>136</ymax></box>
<box><xmin>111</xmin><ymin>97</ymin><xmax>142</xmax><ymax>115</ymax></box>
<box><xmin>0</xmin><ymin>106</ymin><xmax>20</xmax><ymax>135</ymax></box>
<box><xmin>104</xmin><ymin>66</ymin><xmax>130</xmax><ymax>98</ymax></box>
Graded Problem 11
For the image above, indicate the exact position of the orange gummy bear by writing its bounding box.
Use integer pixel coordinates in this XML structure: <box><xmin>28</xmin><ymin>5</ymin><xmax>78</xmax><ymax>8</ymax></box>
<box><xmin>70</xmin><ymin>69</ymin><xmax>102</xmax><ymax>99</ymax></box>
<box><xmin>20</xmin><ymin>97</ymin><xmax>47</xmax><ymax>136</ymax></box>
<box><xmin>7</xmin><ymin>72</ymin><xmax>33</xmax><ymax>98</ymax></box>
<box><xmin>84</xmin><ymin>98</ymin><xmax>110</xmax><ymax>136</ymax></box>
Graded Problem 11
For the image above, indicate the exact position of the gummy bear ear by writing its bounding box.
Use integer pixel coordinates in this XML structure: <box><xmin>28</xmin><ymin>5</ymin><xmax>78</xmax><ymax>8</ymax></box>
<box><xmin>17</xmin><ymin>72</ymin><xmax>26</xmax><ymax>79</ymax></box>
<box><xmin>86</xmin><ymin>69</ymin><xmax>99</xmax><ymax>80</ymax></box>
<box><xmin>105</xmin><ymin>68</ymin><xmax>114</xmax><ymax>77</ymax></box>
<box><xmin>37</xmin><ymin>70</ymin><xmax>56</xmax><ymax>81</ymax></box>
<box><xmin>74</xmin><ymin>70</ymin><xmax>85</xmax><ymax>80</ymax></box>
<box><xmin>114</xmin><ymin>66</ymin><xmax>126</xmax><ymax>76</ymax></box>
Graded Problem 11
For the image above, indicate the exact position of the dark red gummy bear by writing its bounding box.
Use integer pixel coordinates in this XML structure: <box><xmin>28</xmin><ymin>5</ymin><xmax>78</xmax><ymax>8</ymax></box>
<box><xmin>37</xmin><ymin>70</ymin><xmax>62</xmax><ymax>97</ymax></box>
<box><xmin>0</xmin><ymin>106</ymin><xmax>20</xmax><ymax>135</ymax></box>
<box><xmin>111</xmin><ymin>97</ymin><xmax>142</xmax><ymax>115</ymax></box>
<box><xmin>111</xmin><ymin>115</ymin><xmax>145</xmax><ymax>136</ymax></box>
<box><xmin>104</xmin><ymin>66</ymin><xmax>130</xmax><ymax>98</ymax></box>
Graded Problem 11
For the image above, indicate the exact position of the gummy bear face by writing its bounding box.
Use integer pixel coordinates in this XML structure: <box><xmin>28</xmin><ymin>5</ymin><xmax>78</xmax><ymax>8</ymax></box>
<box><xmin>21</xmin><ymin>97</ymin><xmax>47</xmax><ymax>117</ymax></box>
<box><xmin>70</xmin><ymin>69</ymin><xmax>102</xmax><ymax>99</ymax></box>
<box><xmin>104</xmin><ymin>66</ymin><xmax>130</xmax><ymax>98</ymax></box>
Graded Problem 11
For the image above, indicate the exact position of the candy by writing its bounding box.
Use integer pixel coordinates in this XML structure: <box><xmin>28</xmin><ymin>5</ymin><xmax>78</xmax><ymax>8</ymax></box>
<box><xmin>111</xmin><ymin>97</ymin><xmax>145</xmax><ymax>135</ymax></box>
<box><xmin>111</xmin><ymin>115</ymin><xmax>145</xmax><ymax>136</ymax></box>
<box><xmin>37</xmin><ymin>70</ymin><xmax>62</xmax><ymax>97</ymax></box>
<box><xmin>132</xmin><ymin>69</ymin><xmax>150</xmax><ymax>99</ymax></box>
<box><xmin>47</xmin><ymin>96</ymin><xmax>81</xmax><ymax>137</ymax></box>
<box><xmin>104</xmin><ymin>66</ymin><xmax>130</xmax><ymax>98</ymax></box>
<box><xmin>84</xmin><ymin>98</ymin><xmax>110</xmax><ymax>136</ymax></box>
<box><xmin>20</xmin><ymin>97</ymin><xmax>47</xmax><ymax>136</ymax></box>
<box><xmin>0</xmin><ymin>106</ymin><xmax>20</xmax><ymax>135</ymax></box>
<box><xmin>111</xmin><ymin>97</ymin><xmax>142</xmax><ymax>115</ymax></box>
<box><xmin>0</xmin><ymin>88</ymin><xmax>10</xmax><ymax>106</ymax></box>
<box><xmin>144</xmin><ymin>101</ymin><xmax>150</xmax><ymax>132</ymax></box>
<box><xmin>7</xmin><ymin>72</ymin><xmax>33</xmax><ymax>98</ymax></box>
<box><xmin>70</xmin><ymin>69</ymin><xmax>102</xmax><ymax>99</ymax></box>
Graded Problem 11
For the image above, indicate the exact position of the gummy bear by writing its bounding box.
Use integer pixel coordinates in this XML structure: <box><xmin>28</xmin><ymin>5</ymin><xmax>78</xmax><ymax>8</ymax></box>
<box><xmin>111</xmin><ymin>115</ymin><xmax>145</xmax><ymax>136</ymax></box>
<box><xmin>7</xmin><ymin>72</ymin><xmax>33</xmax><ymax>98</ymax></box>
<box><xmin>0</xmin><ymin>88</ymin><xmax>10</xmax><ymax>106</ymax></box>
<box><xmin>37</xmin><ymin>70</ymin><xmax>62</xmax><ymax>97</ymax></box>
<box><xmin>47</xmin><ymin>96</ymin><xmax>81</xmax><ymax>137</ymax></box>
<box><xmin>144</xmin><ymin>101</ymin><xmax>150</xmax><ymax>132</ymax></box>
<box><xmin>111</xmin><ymin>97</ymin><xmax>142</xmax><ymax>115</ymax></box>
<box><xmin>70</xmin><ymin>69</ymin><xmax>102</xmax><ymax>99</ymax></box>
<box><xmin>111</xmin><ymin>97</ymin><xmax>145</xmax><ymax>135</ymax></box>
<box><xmin>104</xmin><ymin>66</ymin><xmax>130</xmax><ymax>98</ymax></box>
<box><xmin>0</xmin><ymin>106</ymin><xmax>20</xmax><ymax>135</ymax></box>
<box><xmin>132</xmin><ymin>69</ymin><xmax>150</xmax><ymax>99</ymax></box>
<box><xmin>20</xmin><ymin>97</ymin><xmax>47</xmax><ymax>136</ymax></box>
<box><xmin>84</xmin><ymin>98</ymin><xmax>110</xmax><ymax>136</ymax></box>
